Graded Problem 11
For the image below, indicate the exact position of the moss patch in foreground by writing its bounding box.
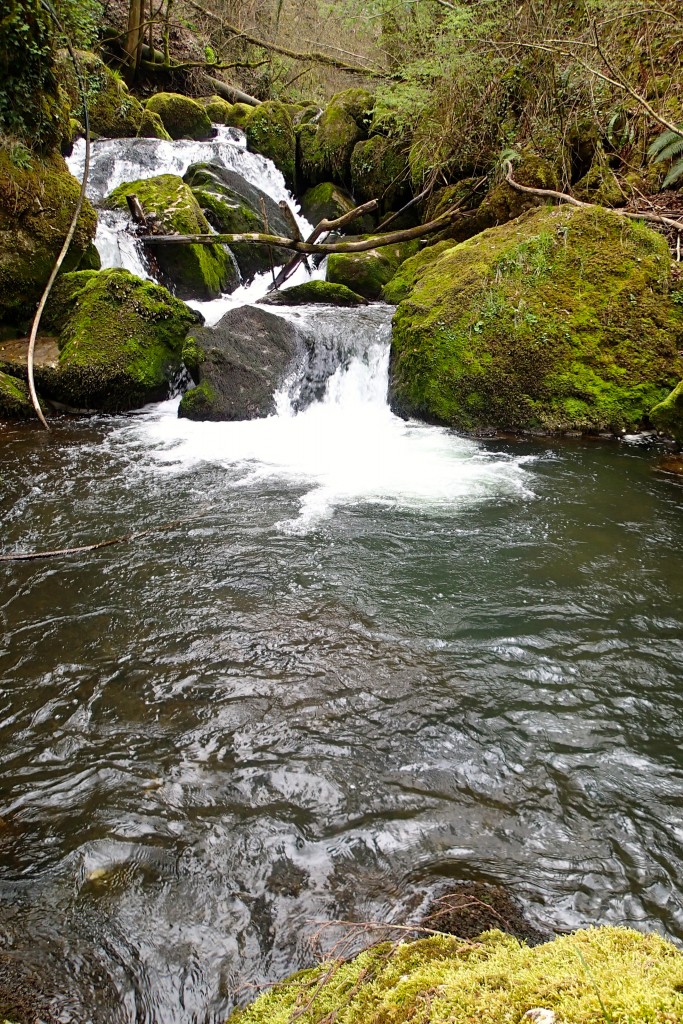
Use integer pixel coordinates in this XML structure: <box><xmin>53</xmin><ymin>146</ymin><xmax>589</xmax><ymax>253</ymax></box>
<box><xmin>229</xmin><ymin>926</ymin><xmax>683</xmax><ymax>1024</ymax></box>
<box><xmin>0</xmin><ymin>371</ymin><xmax>37</xmax><ymax>419</ymax></box>
<box><xmin>391</xmin><ymin>205</ymin><xmax>683</xmax><ymax>433</ymax></box>
<box><xmin>650</xmin><ymin>379</ymin><xmax>683</xmax><ymax>444</ymax></box>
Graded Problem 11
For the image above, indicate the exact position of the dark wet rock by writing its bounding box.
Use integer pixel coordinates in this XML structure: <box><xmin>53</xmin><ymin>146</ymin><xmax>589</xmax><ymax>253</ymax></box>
<box><xmin>425</xmin><ymin>882</ymin><xmax>550</xmax><ymax>946</ymax></box>
<box><xmin>184</xmin><ymin>161</ymin><xmax>292</xmax><ymax>281</ymax></box>
<box><xmin>178</xmin><ymin>305</ymin><xmax>304</xmax><ymax>421</ymax></box>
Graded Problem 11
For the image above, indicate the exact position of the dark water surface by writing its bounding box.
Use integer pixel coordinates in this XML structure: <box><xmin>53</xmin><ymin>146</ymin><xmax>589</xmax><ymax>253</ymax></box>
<box><xmin>2</xmin><ymin>411</ymin><xmax>683</xmax><ymax>1024</ymax></box>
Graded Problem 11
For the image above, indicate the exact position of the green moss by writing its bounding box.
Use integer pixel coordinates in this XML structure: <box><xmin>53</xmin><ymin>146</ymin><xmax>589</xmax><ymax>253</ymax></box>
<box><xmin>200</xmin><ymin>95</ymin><xmax>235</xmax><ymax>125</ymax></box>
<box><xmin>137</xmin><ymin>109</ymin><xmax>172</xmax><ymax>141</ymax></box>
<box><xmin>224</xmin><ymin>102</ymin><xmax>255</xmax><ymax>129</ymax></box>
<box><xmin>573</xmin><ymin>163</ymin><xmax>626</xmax><ymax>207</ymax></box>
<box><xmin>229</xmin><ymin>926</ymin><xmax>683</xmax><ymax>1024</ymax></box>
<box><xmin>300</xmin><ymin>182</ymin><xmax>355</xmax><ymax>226</ymax></box>
<box><xmin>178</xmin><ymin>380</ymin><xmax>218</xmax><ymax>418</ymax></box>
<box><xmin>0</xmin><ymin>370</ymin><xmax>37</xmax><ymax>419</ymax></box>
<box><xmin>105</xmin><ymin>174</ymin><xmax>237</xmax><ymax>300</ymax></box>
<box><xmin>382</xmin><ymin>241</ymin><xmax>456</xmax><ymax>303</ymax></box>
<box><xmin>181</xmin><ymin>334</ymin><xmax>205</xmax><ymax>381</ymax></box>
<box><xmin>298</xmin><ymin>90</ymin><xmax>374</xmax><ymax>190</ymax></box>
<box><xmin>390</xmin><ymin>205</ymin><xmax>683</xmax><ymax>434</ymax></box>
<box><xmin>465</xmin><ymin>153</ymin><xmax>560</xmax><ymax>237</ymax></box>
<box><xmin>145</xmin><ymin>92</ymin><xmax>213</xmax><ymax>141</ymax></box>
<box><xmin>41</xmin><ymin>269</ymin><xmax>199</xmax><ymax>410</ymax></box>
<box><xmin>350</xmin><ymin>136</ymin><xmax>407</xmax><ymax>210</ymax></box>
<box><xmin>245</xmin><ymin>101</ymin><xmax>296</xmax><ymax>189</ymax></box>
<box><xmin>260</xmin><ymin>280</ymin><xmax>368</xmax><ymax>306</ymax></box>
<box><xmin>425</xmin><ymin>179</ymin><xmax>485</xmax><ymax>222</ymax></box>
<box><xmin>327</xmin><ymin>240</ymin><xmax>420</xmax><ymax>300</ymax></box>
<box><xmin>0</xmin><ymin>149</ymin><xmax>97</xmax><ymax>323</ymax></box>
<box><xmin>650</xmin><ymin>378</ymin><xmax>683</xmax><ymax>443</ymax></box>
<box><xmin>57</xmin><ymin>50</ymin><xmax>145</xmax><ymax>138</ymax></box>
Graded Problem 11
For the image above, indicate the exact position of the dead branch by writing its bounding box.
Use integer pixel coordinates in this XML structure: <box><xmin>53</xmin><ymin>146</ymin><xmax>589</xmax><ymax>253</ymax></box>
<box><xmin>0</xmin><ymin>511</ymin><xmax>212</xmax><ymax>562</ymax></box>
<box><xmin>183</xmin><ymin>0</ymin><xmax>388</xmax><ymax>78</ymax></box>
<box><xmin>270</xmin><ymin>199</ymin><xmax>378</xmax><ymax>291</ymax></box>
<box><xmin>503</xmin><ymin>161</ymin><xmax>683</xmax><ymax>233</ymax></box>
<box><xmin>139</xmin><ymin>208</ymin><xmax>455</xmax><ymax>255</ymax></box>
<box><xmin>278</xmin><ymin>201</ymin><xmax>303</xmax><ymax>243</ymax></box>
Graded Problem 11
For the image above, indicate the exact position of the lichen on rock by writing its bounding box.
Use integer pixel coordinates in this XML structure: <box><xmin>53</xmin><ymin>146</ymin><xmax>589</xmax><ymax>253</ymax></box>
<box><xmin>145</xmin><ymin>92</ymin><xmax>213</xmax><ymax>141</ymax></box>
<box><xmin>104</xmin><ymin>173</ymin><xmax>238</xmax><ymax>300</ymax></box>
<box><xmin>390</xmin><ymin>205</ymin><xmax>683</xmax><ymax>434</ymax></box>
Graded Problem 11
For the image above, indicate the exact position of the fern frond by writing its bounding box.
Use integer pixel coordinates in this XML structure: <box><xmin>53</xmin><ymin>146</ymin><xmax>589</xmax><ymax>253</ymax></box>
<box><xmin>655</xmin><ymin>137</ymin><xmax>683</xmax><ymax>164</ymax></box>
<box><xmin>648</xmin><ymin>128</ymin><xmax>683</xmax><ymax>160</ymax></box>
<box><xmin>663</xmin><ymin>157</ymin><xmax>683</xmax><ymax>188</ymax></box>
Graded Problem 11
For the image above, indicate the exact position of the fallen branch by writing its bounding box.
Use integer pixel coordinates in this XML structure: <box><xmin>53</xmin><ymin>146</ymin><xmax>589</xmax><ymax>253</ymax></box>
<box><xmin>503</xmin><ymin>161</ymin><xmax>683</xmax><ymax>233</ymax></box>
<box><xmin>183</xmin><ymin>0</ymin><xmax>387</xmax><ymax>78</ymax></box>
<box><xmin>0</xmin><ymin>511</ymin><xmax>211</xmax><ymax>562</ymax></box>
<box><xmin>139</xmin><ymin>207</ymin><xmax>456</xmax><ymax>255</ymax></box>
<box><xmin>270</xmin><ymin>198</ymin><xmax>378</xmax><ymax>291</ymax></box>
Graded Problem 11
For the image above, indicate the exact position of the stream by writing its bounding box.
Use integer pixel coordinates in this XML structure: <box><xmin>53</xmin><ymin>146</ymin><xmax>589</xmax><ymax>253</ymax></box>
<box><xmin>1</xmin><ymin>127</ymin><xmax>683</xmax><ymax>1024</ymax></box>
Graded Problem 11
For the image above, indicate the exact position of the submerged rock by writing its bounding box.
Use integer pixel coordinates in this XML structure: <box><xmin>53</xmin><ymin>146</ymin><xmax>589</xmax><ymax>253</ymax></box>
<box><xmin>651</xmin><ymin>380</ymin><xmax>683</xmax><ymax>444</ymax></box>
<box><xmin>390</xmin><ymin>205</ymin><xmax>683</xmax><ymax>434</ymax></box>
<box><xmin>24</xmin><ymin>269</ymin><xmax>200</xmax><ymax>411</ymax></box>
<box><xmin>258</xmin><ymin>280</ymin><xmax>368</xmax><ymax>307</ymax></box>
<box><xmin>0</xmin><ymin>150</ymin><xmax>97</xmax><ymax>325</ymax></box>
<box><xmin>184</xmin><ymin>161</ymin><xmax>291</xmax><ymax>281</ymax></box>
<box><xmin>227</xmin><ymin>925</ymin><xmax>683</xmax><ymax>1024</ymax></box>
<box><xmin>178</xmin><ymin>306</ymin><xmax>303</xmax><ymax>421</ymax></box>
<box><xmin>327</xmin><ymin>240</ymin><xmax>419</xmax><ymax>300</ymax></box>
<box><xmin>245</xmin><ymin>101</ymin><xmax>296</xmax><ymax>190</ymax></box>
<box><xmin>104</xmin><ymin>174</ymin><xmax>238</xmax><ymax>300</ymax></box>
<box><xmin>145</xmin><ymin>93</ymin><xmax>213</xmax><ymax>141</ymax></box>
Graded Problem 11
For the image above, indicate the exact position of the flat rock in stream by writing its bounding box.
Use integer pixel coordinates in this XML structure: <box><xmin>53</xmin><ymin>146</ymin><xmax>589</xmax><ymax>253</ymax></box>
<box><xmin>178</xmin><ymin>305</ymin><xmax>304</xmax><ymax>421</ymax></box>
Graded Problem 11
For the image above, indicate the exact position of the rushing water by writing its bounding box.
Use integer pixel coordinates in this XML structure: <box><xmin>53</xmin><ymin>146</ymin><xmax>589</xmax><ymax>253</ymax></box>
<box><xmin>2</xmin><ymin>130</ymin><xmax>683</xmax><ymax>1024</ymax></box>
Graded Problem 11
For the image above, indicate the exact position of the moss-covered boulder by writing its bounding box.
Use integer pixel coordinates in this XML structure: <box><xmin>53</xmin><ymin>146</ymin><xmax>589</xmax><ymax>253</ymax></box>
<box><xmin>651</xmin><ymin>380</ymin><xmax>683</xmax><ymax>444</ymax></box>
<box><xmin>184</xmin><ymin>161</ymin><xmax>291</xmax><ymax>281</ymax></box>
<box><xmin>425</xmin><ymin>178</ymin><xmax>486</xmax><ymax>222</ymax></box>
<box><xmin>300</xmin><ymin>182</ymin><xmax>355</xmax><ymax>226</ymax></box>
<box><xmin>200</xmin><ymin>95</ymin><xmax>235</xmax><ymax>125</ymax></box>
<box><xmin>327</xmin><ymin>240</ymin><xmax>419</xmax><ymax>300</ymax></box>
<box><xmin>104</xmin><ymin>174</ymin><xmax>238</xmax><ymax>300</ymax></box>
<box><xmin>573</xmin><ymin>163</ymin><xmax>625</xmax><ymax>207</ymax></box>
<box><xmin>453</xmin><ymin>153</ymin><xmax>559</xmax><ymax>242</ymax></box>
<box><xmin>137</xmin><ymin>109</ymin><xmax>172</xmax><ymax>141</ymax></box>
<box><xmin>390</xmin><ymin>205</ymin><xmax>683</xmax><ymax>434</ymax></box>
<box><xmin>0</xmin><ymin>370</ymin><xmax>37</xmax><ymax>419</ymax></box>
<box><xmin>0</xmin><ymin>150</ymin><xmax>97</xmax><ymax>325</ymax></box>
<box><xmin>350</xmin><ymin>135</ymin><xmax>408</xmax><ymax>211</ymax></box>
<box><xmin>245</xmin><ymin>101</ymin><xmax>296</xmax><ymax>190</ymax></box>
<box><xmin>298</xmin><ymin>88</ymin><xmax>374</xmax><ymax>189</ymax></box>
<box><xmin>224</xmin><ymin>102</ymin><xmax>256</xmax><ymax>130</ymax></box>
<box><xmin>57</xmin><ymin>50</ymin><xmax>146</xmax><ymax>138</ymax></box>
<box><xmin>258</xmin><ymin>280</ymin><xmax>368</xmax><ymax>307</ymax></box>
<box><xmin>382</xmin><ymin>240</ymin><xmax>456</xmax><ymax>303</ymax></box>
<box><xmin>145</xmin><ymin>93</ymin><xmax>213</xmax><ymax>141</ymax></box>
<box><xmin>228</xmin><ymin>926</ymin><xmax>683</xmax><ymax>1024</ymax></box>
<box><xmin>36</xmin><ymin>269</ymin><xmax>200</xmax><ymax>410</ymax></box>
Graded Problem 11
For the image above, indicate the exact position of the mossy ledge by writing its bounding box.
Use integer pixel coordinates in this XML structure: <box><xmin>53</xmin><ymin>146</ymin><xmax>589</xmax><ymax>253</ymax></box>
<box><xmin>228</xmin><ymin>926</ymin><xmax>683</xmax><ymax>1024</ymax></box>
<box><xmin>390</xmin><ymin>205</ymin><xmax>683</xmax><ymax>435</ymax></box>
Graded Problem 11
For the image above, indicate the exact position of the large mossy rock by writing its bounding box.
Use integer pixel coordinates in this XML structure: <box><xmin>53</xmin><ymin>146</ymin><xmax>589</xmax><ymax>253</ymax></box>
<box><xmin>178</xmin><ymin>306</ymin><xmax>303</xmax><ymax>421</ymax></box>
<box><xmin>200</xmin><ymin>95</ymin><xmax>235</xmax><ymax>125</ymax></box>
<box><xmin>573</xmin><ymin>162</ymin><xmax>625</xmax><ymax>207</ymax></box>
<box><xmin>228</xmin><ymin>926</ymin><xmax>683</xmax><ymax>1024</ymax></box>
<box><xmin>390</xmin><ymin>205</ymin><xmax>683</xmax><ymax>434</ymax></box>
<box><xmin>327</xmin><ymin>240</ymin><xmax>419</xmax><ymax>301</ymax></box>
<box><xmin>104</xmin><ymin>174</ymin><xmax>238</xmax><ymax>300</ymax></box>
<box><xmin>33</xmin><ymin>269</ymin><xmax>200</xmax><ymax>410</ymax></box>
<box><xmin>145</xmin><ymin>93</ymin><xmax>213</xmax><ymax>141</ymax></box>
<box><xmin>651</xmin><ymin>380</ymin><xmax>683</xmax><ymax>444</ymax></box>
<box><xmin>0</xmin><ymin>150</ymin><xmax>97</xmax><ymax>326</ymax></box>
<box><xmin>224</xmin><ymin>102</ymin><xmax>255</xmax><ymax>130</ymax></box>
<box><xmin>300</xmin><ymin>182</ymin><xmax>355</xmax><ymax>226</ymax></box>
<box><xmin>452</xmin><ymin>154</ymin><xmax>559</xmax><ymax>242</ymax></box>
<box><xmin>245</xmin><ymin>101</ymin><xmax>296</xmax><ymax>190</ymax></box>
<box><xmin>0</xmin><ymin>370</ymin><xmax>37</xmax><ymax>419</ymax></box>
<box><xmin>350</xmin><ymin>135</ymin><xmax>408</xmax><ymax>211</ymax></box>
<box><xmin>258</xmin><ymin>280</ymin><xmax>368</xmax><ymax>307</ymax></box>
<box><xmin>57</xmin><ymin>50</ymin><xmax>146</xmax><ymax>138</ymax></box>
<box><xmin>297</xmin><ymin>88</ymin><xmax>374</xmax><ymax>189</ymax></box>
<box><xmin>184</xmin><ymin>161</ymin><xmax>291</xmax><ymax>281</ymax></box>
<box><xmin>137</xmin><ymin>109</ymin><xmax>172</xmax><ymax>141</ymax></box>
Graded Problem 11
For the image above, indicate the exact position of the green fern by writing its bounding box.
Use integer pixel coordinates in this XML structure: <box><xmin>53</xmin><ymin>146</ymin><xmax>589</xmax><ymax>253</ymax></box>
<box><xmin>648</xmin><ymin>127</ymin><xmax>683</xmax><ymax>187</ymax></box>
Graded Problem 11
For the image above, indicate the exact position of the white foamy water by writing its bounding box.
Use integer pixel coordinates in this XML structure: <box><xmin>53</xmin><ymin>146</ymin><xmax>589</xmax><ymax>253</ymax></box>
<box><xmin>112</xmin><ymin>334</ymin><xmax>534</xmax><ymax>533</ymax></box>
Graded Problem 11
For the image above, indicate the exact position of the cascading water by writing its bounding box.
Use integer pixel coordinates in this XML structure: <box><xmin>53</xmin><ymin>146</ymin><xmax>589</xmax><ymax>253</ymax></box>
<box><xmin>3</xmin><ymin>124</ymin><xmax>683</xmax><ymax>1024</ymax></box>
